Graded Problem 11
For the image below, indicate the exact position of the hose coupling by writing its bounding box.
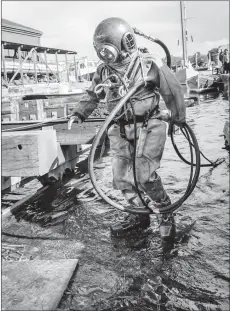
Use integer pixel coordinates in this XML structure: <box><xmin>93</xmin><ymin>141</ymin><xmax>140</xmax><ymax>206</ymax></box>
<box><xmin>94</xmin><ymin>82</ymin><xmax>112</xmax><ymax>95</ymax></box>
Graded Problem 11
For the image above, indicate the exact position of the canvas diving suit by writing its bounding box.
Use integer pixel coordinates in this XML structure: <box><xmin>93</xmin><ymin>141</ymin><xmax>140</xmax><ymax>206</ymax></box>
<box><xmin>71</xmin><ymin>52</ymin><xmax>186</xmax><ymax>209</ymax></box>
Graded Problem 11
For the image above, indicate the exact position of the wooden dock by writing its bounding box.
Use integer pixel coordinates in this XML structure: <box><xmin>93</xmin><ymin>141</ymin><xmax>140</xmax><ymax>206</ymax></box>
<box><xmin>1</xmin><ymin>117</ymin><xmax>105</xmax><ymax>191</ymax></box>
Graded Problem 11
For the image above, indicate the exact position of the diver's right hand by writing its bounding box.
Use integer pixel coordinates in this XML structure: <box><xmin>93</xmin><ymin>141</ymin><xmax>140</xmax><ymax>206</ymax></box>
<box><xmin>67</xmin><ymin>115</ymin><xmax>82</xmax><ymax>130</ymax></box>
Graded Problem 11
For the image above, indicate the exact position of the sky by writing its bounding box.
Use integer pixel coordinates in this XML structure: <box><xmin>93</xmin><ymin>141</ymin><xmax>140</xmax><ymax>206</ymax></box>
<box><xmin>2</xmin><ymin>1</ymin><xmax>229</xmax><ymax>61</ymax></box>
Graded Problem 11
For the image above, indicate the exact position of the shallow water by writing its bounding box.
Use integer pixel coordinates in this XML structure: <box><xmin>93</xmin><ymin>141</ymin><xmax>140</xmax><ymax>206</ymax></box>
<box><xmin>55</xmin><ymin>93</ymin><xmax>229</xmax><ymax>311</ymax></box>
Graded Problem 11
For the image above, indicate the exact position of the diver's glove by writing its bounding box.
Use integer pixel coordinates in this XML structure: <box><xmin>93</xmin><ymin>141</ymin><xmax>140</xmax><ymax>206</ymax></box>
<box><xmin>67</xmin><ymin>113</ymin><xmax>84</xmax><ymax>130</ymax></box>
<box><xmin>152</xmin><ymin>110</ymin><xmax>186</xmax><ymax>129</ymax></box>
<box><xmin>151</xmin><ymin>109</ymin><xmax>171</xmax><ymax>122</ymax></box>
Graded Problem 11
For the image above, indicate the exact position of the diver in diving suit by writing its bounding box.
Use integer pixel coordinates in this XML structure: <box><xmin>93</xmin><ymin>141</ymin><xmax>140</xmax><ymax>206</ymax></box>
<box><xmin>68</xmin><ymin>17</ymin><xmax>186</xmax><ymax>238</ymax></box>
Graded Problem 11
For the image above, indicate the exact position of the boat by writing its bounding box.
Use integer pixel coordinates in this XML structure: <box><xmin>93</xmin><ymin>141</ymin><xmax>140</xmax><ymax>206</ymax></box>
<box><xmin>195</xmin><ymin>66</ymin><xmax>209</xmax><ymax>71</ymax></box>
<box><xmin>175</xmin><ymin>1</ymin><xmax>219</xmax><ymax>95</ymax></box>
<box><xmin>189</xmin><ymin>87</ymin><xmax>218</xmax><ymax>94</ymax></box>
<box><xmin>175</xmin><ymin>64</ymin><xmax>199</xmax><ymax>94</ymax></box>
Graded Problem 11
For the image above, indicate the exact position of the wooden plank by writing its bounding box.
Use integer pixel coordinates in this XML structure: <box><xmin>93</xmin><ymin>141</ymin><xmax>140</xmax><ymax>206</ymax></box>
<box><xmin>2</xmin><ymin>193</ymin><xmax>27</xmax><ymax>202</ymax></box>
<box><xmin>54</xmin><ymin>121</ymin><xmax>103</xmax><ymax>145</ymax></box>
<box><xmin>2</xmin><ymin>259</ymin><xmax>79</xmax><ymax>311</ymax></box>
<box><xmin>1</xmin><ymin>185</ymin><xmax>49</xmax><ymax>221</ymax></box>
<box><xmin>1</xmin><ymin>177</ymin><xmax>22</xmax><ymax>192</ymax></box>
<box><xmin>1</xmin><ymin>118</ymin><xmax>104</xmax><ymax>127</ymax></box>
<box><xmin>56</xmin><ymin>131</ymin><xmax>95</xmax><ymax>145</ymax></box>
<box><xmin>2</xmin><ymin>130</ymin><xmax>58</xmax><ymax>177</ymax></box>
<box><xmin>22</xmin><ymin>92</ymin><xmax>84</xmax><ymax>100</ymax></box>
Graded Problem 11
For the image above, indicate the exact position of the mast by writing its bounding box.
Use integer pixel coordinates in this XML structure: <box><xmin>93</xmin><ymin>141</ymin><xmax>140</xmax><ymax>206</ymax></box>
<box><xmin>180</xmin><ymin>0</ymin><xmax>188</xmax><ymax>67</ymax></box>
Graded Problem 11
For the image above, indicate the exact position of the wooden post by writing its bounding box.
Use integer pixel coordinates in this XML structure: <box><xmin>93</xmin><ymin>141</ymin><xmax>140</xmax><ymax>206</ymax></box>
<box><xmin>33</xmin><ymin>48</ymin><xmax>38</xmax><ymax>84</ymax></box>
<box><xmin>18</xmin><ymin>46</ymin><xmax>24</xmax><ymax>86</ymax></box>
<box><xmin>77</xmin><ymin>61</ymin><xmax>80</xmax><ymax>82</ymax></box>
<box><xmin>208</xmin><ymin>52</ymin><xmax>211</xmax><ymax>70</ymax></box>
<box><xmin>65</xmin><ymin>53</ymin><xmax>69</xmax><ymax>82</ymax></box>
<box><xmin>9</xmin><ymin>48</ymin><xmax>34</xmax><ymax>84</ymax></box>
<box><xmin>180</xmin><ymin>1</ymin><xmax>188</xmax><ymax>67</ymax></box>
<box><xmin>1</xmin><ymin>43</ymin><xmax>8</xmax><ymax>85</ymax></box>
<box><xmin>74</xmin><ymin>53</ymin><xmax>78</xmax><ymax>82</ymax></box>
<box><xmin>55</xmin><ymin>51</ymin><xmax>60</xmax><ymax>82</ymax></box>
<box><xmin>44</xmin><ymin>49</ymin><xmax>49</xmax><ymax>84</ymax></box>
<box><xmin>87</xmin><ymin>58</ymin><xmax>90</xmax><ymax>81</ymax></box>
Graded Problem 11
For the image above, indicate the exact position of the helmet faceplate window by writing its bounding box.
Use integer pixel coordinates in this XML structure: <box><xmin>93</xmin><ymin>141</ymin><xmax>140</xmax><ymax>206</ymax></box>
<box><xmin>96</xmin><ymin>44</ymin><xmax>119</xmax><ymax>63</ymax></box>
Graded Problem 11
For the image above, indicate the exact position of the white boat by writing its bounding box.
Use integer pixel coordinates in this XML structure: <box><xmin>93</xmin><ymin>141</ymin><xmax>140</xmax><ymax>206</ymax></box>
<box><xmin>69</xmin><ymin>58</ymin><xmax>98</xmax><ymax>81</ymax></box>
<box><xmin>2</xmin><ymin>57</ymin><xmax>97</xmax><ymax>81</ymax></box>
<box><xmin>175</xmin><ymin>64</ymin><xmax>199</xmax><ymax>93</ymax></box>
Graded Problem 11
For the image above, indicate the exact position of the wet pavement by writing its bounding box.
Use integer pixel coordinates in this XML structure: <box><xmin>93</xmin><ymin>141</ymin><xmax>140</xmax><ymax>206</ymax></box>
<box><xmin>2</xmin><ymin>93</ymin><xmax>229</xmax><ymax>311</ymax></box>
<box><xmin>56</xmin><ymin>93</ymin><xmax>229</xmax><ymax>311</ymax></box>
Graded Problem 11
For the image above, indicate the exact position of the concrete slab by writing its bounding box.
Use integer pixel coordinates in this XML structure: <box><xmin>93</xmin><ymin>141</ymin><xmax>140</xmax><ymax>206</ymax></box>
<box><xmin>2</xmin><ymin>259</ymin><xmax>79</xmax><ymax>311</ymax></box>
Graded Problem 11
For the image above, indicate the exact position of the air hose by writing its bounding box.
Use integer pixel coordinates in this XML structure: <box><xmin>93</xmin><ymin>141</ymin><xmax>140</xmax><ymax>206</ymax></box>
<box><xmin>88</xmin><ymin>29</ymin><xmax>222</xmax><ymax>215</ymax></box>
<box><xmin>88</xmin><ymin>78</ymin><xmax>201</xmax><ymax>215</ymax></box>
<box><xmin>133</xmin><ymin>27</ymin><xmax>171</xmax><ymax>68</ymax></box>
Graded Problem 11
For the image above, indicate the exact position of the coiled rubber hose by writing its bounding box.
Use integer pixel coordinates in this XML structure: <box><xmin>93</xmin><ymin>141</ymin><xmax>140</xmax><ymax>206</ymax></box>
<box><xmin>88</xmin><ymin>78</ymin><xmax>201</xmax><ymax>215</ymax></box>
<box><xmin>133</xmin><ymin>27</ymin><xmax>171</xmax><ymax>68</ymax></box>
<box><xmin>153</xmin><ymin>38</ymin><xmax>171</xmax><ymax>68</ymax></box>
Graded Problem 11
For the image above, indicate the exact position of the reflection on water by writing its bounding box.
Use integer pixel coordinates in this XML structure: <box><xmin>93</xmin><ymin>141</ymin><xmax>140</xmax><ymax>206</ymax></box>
<box><xmin>57</xmin><ymin>94</ymin><xmax>229</xmax><ymax>311</ymax></box>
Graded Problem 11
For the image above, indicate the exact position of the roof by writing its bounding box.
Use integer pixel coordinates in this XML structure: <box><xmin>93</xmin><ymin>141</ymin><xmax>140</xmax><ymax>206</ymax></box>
<box><xmin>2</xmin><ymin>18</ymin><xmax>43</xmax><ymax>36</ymax></box>
<box><xmin>2</xmin><ymin>41</ymin><xmax>77</xmax><ymax>55</ymax></box>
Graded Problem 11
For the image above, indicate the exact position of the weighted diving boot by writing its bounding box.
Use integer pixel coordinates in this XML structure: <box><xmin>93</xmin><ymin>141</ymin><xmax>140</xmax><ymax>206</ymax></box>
<box><xmin>158</xmin><ymin>213</ymin><xmax>176</xmax><ymax>241</ymax></box>
<box><xmin>147</xmin><ymin>195</ymin><xmax>175</xmax><ymax>241</ymax></box>
<box><xmin>110</xmin><ymin>213</ymin><xmax>150</xmax><ymax>237</ymax></box>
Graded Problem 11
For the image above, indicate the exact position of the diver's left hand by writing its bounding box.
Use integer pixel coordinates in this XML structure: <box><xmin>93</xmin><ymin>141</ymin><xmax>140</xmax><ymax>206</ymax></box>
<box><xmin>152</xmin><ymin>110</ymin><xmax>171</xmax><ymax>122</ymax></box>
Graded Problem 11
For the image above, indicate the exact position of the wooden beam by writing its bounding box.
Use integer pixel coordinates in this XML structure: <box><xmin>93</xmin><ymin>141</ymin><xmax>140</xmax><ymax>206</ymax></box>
<box><xmin>65</xmin><ymin>53</ymin><xmax>70</xmax><ymax>82</ymax></box>
<box><xmin>2</xmin><ymin>43</ymin><xmax>8</xmax><ymax>85</ymax></box>
<box><xmin>18</xmin><ymin>46</ymin><xmax>24</xmax><ymax>86</ymax></box>
<box><xmin>44</xmin><ymin>49</ymin><xmax>49</xmax><ymax>85</ymax></box>
<box><xmin>55</xmin><ymin>52</ymin><xmax>60</xmax><ymax>82</ymax></box>
<box><xmin>74</xmin><ymin>54</ymin><xmax>78</xmax><ymax>82</ymax></box>
<box><xmin>2</xmin><ymin>130</ymin><xmax>58</xmax><ymax>177</ymax></box>
<box><xmin>2</xmin><ymin>118</ymin><xmax>104</xmax><ymax>133</ymax></box>
<box><xmin>33</xmin><ymin>48</ymin><xmax>38</xmax><ymax>84</ymax></box>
